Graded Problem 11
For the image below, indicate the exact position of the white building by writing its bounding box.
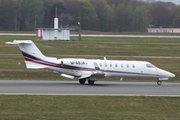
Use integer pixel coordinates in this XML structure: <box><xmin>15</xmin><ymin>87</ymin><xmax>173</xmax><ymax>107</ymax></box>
<box><xmin>147</xmin><ymin>28</ymin><xmax>180</xmax><ymax>33</ymax></box>
<box><xmin>36</xmin><ymin>15</ymin><xmax>72</xmax><ymax>41</ymax></box>
<box><xmin>36</xmin><ymin>28</ymin><xmax>71</xmax><ymax>41</ymax></box>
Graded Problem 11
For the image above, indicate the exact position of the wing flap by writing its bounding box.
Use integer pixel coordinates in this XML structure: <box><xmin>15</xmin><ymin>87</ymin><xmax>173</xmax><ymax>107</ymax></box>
<box><xmin>79</xmin><ymin>62</ymin><xmax>105</xmax><ymax>80</ymax></box>
<box><xmin>78</xmin><ymin>74</ymin><xmax>92</xmax><ymax>79</ymax></box>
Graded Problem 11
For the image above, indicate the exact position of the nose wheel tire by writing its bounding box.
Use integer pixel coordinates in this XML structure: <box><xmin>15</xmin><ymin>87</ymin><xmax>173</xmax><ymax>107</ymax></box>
<box><xmin>157</xmin><ymin>80</ymin><xmax>162</xmax><ymax>85</ymax></box>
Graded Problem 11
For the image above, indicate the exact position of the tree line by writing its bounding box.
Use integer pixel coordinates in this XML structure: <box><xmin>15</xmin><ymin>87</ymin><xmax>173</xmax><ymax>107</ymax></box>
<box><xmin>0</xmin><ymin>0</ymin><xmax>180</xmax><ymax>32</ymax></box>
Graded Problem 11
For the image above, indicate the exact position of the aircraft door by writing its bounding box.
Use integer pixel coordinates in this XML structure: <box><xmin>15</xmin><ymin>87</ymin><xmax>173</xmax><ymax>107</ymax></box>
<box><xmin>104</xmin><ymin>61</ymin><xmax>109</xmax><ymax>72</ymax></box>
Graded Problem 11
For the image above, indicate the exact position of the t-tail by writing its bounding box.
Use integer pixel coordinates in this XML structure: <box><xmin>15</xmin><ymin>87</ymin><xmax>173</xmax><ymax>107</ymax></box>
<box><xmin>6</xmin><ymin>40</ymin><xmax>58</xmax><ymax>69</ymax></box>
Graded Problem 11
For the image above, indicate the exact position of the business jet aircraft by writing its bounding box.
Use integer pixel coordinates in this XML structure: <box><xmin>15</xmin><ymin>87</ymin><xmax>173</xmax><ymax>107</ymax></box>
<box><xmin>6</xmin><ymin>40</ymin><xmax>175</xmax><ymax>85</ymax></box>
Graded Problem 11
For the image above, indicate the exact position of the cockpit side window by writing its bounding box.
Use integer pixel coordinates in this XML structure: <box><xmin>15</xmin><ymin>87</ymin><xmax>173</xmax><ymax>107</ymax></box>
<box><xmin>146</xmin><ymin>64</ymin><xmax>156</xmax><ymax>68</ymax></box>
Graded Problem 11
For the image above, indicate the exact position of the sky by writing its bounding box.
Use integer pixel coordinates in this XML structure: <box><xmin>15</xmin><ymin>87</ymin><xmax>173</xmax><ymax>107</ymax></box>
<box><xmin>159</xmin><ymin>0</ymin><xmax>180</xmax><ymax>5</ymax></box>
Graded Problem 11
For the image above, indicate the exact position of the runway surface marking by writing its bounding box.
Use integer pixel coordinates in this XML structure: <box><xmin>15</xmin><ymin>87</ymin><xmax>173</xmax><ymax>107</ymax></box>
<box><xmin>0</xmin><ymin>80</ymin><xmax>180</xmax><ymax>96</ymax></box>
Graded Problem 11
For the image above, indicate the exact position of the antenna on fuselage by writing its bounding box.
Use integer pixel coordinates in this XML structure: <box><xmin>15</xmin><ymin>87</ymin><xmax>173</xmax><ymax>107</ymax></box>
<box><xmin>104</xmin><ymin>57</ymin><xmax>107</xmax><ymax>60</ymax></box>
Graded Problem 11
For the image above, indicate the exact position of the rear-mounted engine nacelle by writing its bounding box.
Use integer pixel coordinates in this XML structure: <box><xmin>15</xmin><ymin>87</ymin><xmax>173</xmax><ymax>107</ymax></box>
<box><xmin>158</xmin><ymin>78</ymin><xmax>169</xmax><ymax>80</ymax></box>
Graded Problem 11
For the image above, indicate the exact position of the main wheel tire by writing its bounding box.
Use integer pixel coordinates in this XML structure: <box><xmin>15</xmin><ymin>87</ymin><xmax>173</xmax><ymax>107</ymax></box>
<box><xmin>157</xmin><ymin>80</ymin><xmax>162</xmax><ymax>85</ymax></box>
<box><xmin>79</xmin><ymin>78</ymin><xmax>86</xmax><ymax>84</ymax></box>
<box><xmin>88</xmin><ymin>80</ymin><xmax>95</xmax><ymax>85</ymax></box>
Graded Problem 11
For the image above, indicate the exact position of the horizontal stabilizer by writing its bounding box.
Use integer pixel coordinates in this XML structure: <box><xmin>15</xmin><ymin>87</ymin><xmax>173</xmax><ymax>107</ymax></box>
<box><xmin>5</xmin><ymin>40</ymin><xmax>32</xmax><ymax>45</ymax></box>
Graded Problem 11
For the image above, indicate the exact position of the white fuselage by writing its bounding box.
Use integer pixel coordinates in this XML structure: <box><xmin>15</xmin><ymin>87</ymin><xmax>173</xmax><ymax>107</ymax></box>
<box><xmin>46</xmin><ymin>58</ymin><xmax>175</xmax><ymax>80</ymax></box>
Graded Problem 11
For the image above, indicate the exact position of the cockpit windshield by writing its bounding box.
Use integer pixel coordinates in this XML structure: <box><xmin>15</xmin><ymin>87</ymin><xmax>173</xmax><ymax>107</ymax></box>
<box><xmin>146</xmin><ymin>64</ymin><xmax>156</xmax><ymax>68</ymax></box>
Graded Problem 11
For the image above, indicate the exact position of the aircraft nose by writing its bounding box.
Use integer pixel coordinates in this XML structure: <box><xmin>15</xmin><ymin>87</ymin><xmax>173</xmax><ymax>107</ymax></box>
<box><xmin>158</xmin><ymin>69</ymin><xmax>175</xmax><ymax>78</ymax></box>
<box><xmin>168</xmin><ymin>72</ymin><xmax>175</xmax><ymax>78</ymax></box>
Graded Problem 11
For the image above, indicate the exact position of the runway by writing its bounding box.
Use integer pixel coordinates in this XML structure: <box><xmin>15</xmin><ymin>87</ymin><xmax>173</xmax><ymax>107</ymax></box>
<box><xmin>0</xmin><ymin>80</ymin><xmax>179</xmax><ymax>96</ymax></box>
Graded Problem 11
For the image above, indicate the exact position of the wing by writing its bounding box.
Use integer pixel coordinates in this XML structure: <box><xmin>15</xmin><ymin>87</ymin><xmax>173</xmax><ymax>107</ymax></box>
<box><xmin>79</xmin><ymin>62</ymin><xmax>105</xmax><ymax>80</ymax></box>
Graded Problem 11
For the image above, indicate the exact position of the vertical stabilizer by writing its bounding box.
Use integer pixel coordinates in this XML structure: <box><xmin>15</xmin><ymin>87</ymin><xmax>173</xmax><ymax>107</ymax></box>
<box><xmin>6</xmin><ymin>40</ymin><xmax>57</xmax><ymax>69</ymax></box>
<box><xmin>7</xmin><ymin>40</ymin><xmax>46</xmax><ymax>59</ymax></box>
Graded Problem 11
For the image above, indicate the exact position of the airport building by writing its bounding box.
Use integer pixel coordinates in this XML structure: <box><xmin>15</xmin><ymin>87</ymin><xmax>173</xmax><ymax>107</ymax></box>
<box><xmin>147</xmin><ymin>28</ymin><xmax>180</xmax><ymax>33</ymax></box>
<box><xmin>36</xmin><ymin>28</ymin><xmax>71</xmax><ymax>41</ymax></box>
<box><xmin>36</xmin><ymin>9</ymin><xmax>72</xmax><ymax>41</ymax></box>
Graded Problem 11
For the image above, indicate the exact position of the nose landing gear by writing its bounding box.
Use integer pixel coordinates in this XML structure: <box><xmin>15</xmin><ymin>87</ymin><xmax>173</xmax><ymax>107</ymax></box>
<box><xmin>157</xmin><ymin>80</ymin><xmax>162</xmax><ymax>85</ymax></box>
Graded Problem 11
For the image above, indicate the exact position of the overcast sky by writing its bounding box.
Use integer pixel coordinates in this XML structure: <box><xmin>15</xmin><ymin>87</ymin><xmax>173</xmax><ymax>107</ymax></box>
<box><xmin>159</xmin><ymin>0</ymin><xmax>180</xmax><ymax>4</ymax></box>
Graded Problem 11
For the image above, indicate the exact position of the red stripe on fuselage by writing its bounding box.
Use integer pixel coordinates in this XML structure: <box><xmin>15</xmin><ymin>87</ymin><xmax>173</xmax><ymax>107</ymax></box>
<box><xmin>25</xmin><ymin>57</ymin><xmax>56</xmax><ymax>67</ymax></box>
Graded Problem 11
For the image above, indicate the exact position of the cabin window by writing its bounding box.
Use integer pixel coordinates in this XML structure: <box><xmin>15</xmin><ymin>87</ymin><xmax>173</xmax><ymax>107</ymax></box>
<box><xmin>115</xmin><ymin>64</ymin><xmax>118</xmax><ymax>67</ymax></box>
<box><xmin>105</xmin><ymin>63</ymin><xmax>107</xmax><ymax>67</ymax></box>
<box><xmin>100</xmin><ymin>63</ymin><xmax>102</xmax><ymax>67</ymax></box>
<box><xmin>110</xmin><ymin>64</ymin><xmax>112</xmax><ymax>67</ymax></box>
<box><xmin>132</xmin><ymin>64</ymin><xmax>135</xmax><ymax>68</ymax></box>
<box><xmin>127</xmin><ymin>64</ymin><xmax>129</xmax><ymax>68</ymax></box>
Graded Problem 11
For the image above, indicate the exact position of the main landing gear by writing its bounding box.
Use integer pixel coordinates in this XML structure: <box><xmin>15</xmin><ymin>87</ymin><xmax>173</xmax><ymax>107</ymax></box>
<box><xmin>79</xmin><ymin>78</ymin><xmax>86</xmax><ymax>84</ymax></box>
<box><xmin>88</xmin><ymin>80</ymin><xmax>95</xmax><ymax>85</ymax></box>
<box><xmin>79</xmin><ymin>78</ymin><xmax>95</xmax><ymax>85</ymax></box>
<box><xmin>157</xmin><ymin>80</ymin><xmax>162</xmax><ymax>85</ymax></box>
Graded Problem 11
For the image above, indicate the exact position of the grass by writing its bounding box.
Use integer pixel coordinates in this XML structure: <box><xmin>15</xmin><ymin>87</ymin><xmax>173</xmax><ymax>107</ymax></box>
<box><xmin>2</xmin><ymin>36</ymin><xmax>180</xmax><ymax>56</ymax></box>
<box><xmin>0</xmin><ymin>95</ymin><xmax>179</xmax><ymax>120</ymax></box>
<box><xmin>0</xmin><ymin>34</ymin><xmax>180</xmax><ymax>120</ymax></box>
